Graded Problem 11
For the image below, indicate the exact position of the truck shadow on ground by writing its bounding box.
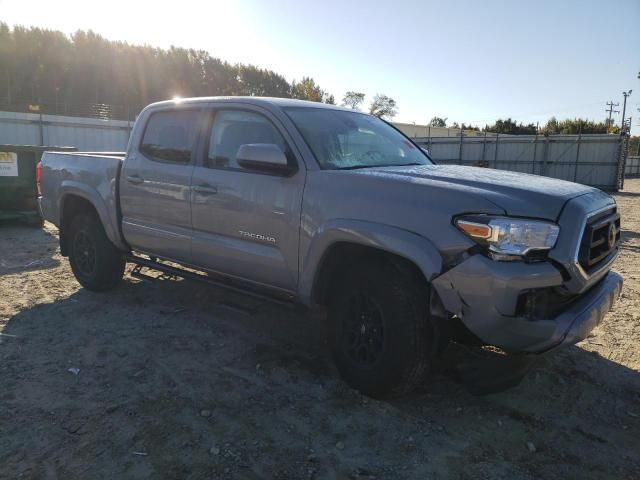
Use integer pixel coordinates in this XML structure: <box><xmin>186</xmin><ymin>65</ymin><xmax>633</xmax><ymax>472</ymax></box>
<box><xmin>620</xmin><ymin>229</ymin><xmax>640</xmax><ymax>254</ymax></box>
<box><xmin>0</xmin><ymin>223</ymin><xmax>60</xmax><ymax>274</ymax></box>
<box><xmin>1</xmin><ymin>275</ymin><xmax>639</xmax><ymax>478</ymax></box>
<box><xmin>616</xmin><ymin>189</ymin><xmax>640</xmax><ymax>198</ymax></box>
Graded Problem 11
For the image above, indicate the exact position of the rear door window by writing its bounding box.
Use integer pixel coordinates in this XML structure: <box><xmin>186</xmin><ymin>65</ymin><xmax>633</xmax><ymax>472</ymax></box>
<box><xmin>140</xmin><ymin>110</ymin><xmax>199</xmax><ymax>164</ymax></box>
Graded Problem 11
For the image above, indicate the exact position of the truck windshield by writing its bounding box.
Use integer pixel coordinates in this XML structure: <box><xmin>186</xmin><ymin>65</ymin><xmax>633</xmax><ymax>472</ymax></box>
<box><xmin>284</xmin><ymin>107</ymin><xmax>432</xmax><ymax>170</ymax></box>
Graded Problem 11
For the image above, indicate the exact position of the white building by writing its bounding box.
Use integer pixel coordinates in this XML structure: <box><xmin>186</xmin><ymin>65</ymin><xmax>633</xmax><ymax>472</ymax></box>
<box><xmin>392</xmin><ymin>122</ymin><xmax>497</xmax><ymax>138</ymax></box>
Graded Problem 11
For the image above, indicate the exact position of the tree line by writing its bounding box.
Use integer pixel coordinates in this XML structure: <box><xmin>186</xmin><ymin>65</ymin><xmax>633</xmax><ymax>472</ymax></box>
<box><xmin>427</xmin><ymin>116</ymin><xmax>622</xmax><ymax>135</ymax></box>
<box><xmin>0</xmin><ymin>23</ymin><xmax>632</xmax><ymax>135</ymax></box>
<box><xmin>0</xmin><ymin>24</ymin><xmax>340</xmax><ymax>118</ymax></box>
<box><xmin>0</xmin><ymin>23</ymin><xmax>404</xmax><ymax>120</ymax></box>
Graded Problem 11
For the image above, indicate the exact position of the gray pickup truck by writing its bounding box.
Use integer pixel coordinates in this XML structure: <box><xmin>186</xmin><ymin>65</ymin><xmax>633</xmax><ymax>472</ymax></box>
<box><xmin>39</xmin><ymin>97</ymin><xmax>623</xmax><ymax>397</ymax></box>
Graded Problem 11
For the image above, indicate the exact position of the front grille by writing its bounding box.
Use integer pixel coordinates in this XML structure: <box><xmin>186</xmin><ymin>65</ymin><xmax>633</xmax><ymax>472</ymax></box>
<box><xmin>578</xmin><ymin>207</ymin><xmax>620</xmax><ymax>272</ymax></box>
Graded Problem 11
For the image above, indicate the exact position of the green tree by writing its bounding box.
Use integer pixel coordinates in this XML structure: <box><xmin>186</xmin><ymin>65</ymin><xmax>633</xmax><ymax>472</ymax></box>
<box><xmin>483</xmin><ymin>118</ymin><xmax>537</xmax><ymax>135</ymax></box>
<box><xmin>428</xmin><ymin>116</ymin><xmax>447</xmax><ymax>127</ymax></box>
<box><xmin>291</xmin><ymin>76</ymin><xmax>334</xmax><ymax>103</ymax></box>
<box><xmin>342</xmin><ymin>91</ymin><xmax>365</xmax><ymax>109</ymax></box>
<box><xmin>540</xmin><ymin>117</ymin><xmax>614</xmax><ymax>135</ymax></box>
<box><xmin>369</xmin><ymin>94</ymin><xmax>397</xmax><ymax>119</ymax></box>
<box><xmin>543</xmin><ymin>117</ymin><xmax>560</xmax><ymax>135</ymax></box>
<box><xmin>236</xmin><ymin>64</ymin><xmax>291</xmax><ymax>98</ymax></box>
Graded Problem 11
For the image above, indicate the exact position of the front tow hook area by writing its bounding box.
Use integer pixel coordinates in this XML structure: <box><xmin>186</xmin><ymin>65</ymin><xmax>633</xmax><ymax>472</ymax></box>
<box><xmin>438</xmin><ymin>343</ymin><xmax>538</xmax><ymax>395</ymax></box>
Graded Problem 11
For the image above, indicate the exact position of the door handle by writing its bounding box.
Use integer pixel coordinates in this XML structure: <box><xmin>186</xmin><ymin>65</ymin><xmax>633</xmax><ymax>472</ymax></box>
<box><xmin>192</xmin><ymin>184</ymin><xmax>218</xmax><ymax>195</ymax></box>
<box><xmin>126</xmin><ymin>174</ymin><xmax>144</xmax><ymax>185</ymax></box>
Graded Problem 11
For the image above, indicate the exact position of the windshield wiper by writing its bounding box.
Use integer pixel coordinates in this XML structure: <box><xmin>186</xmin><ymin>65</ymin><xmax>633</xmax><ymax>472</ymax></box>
<box><xmin>336</xmin><ymin>162</ymin><xmax>425</xmax><ymax>171</ymax></box>
<box><xmin>336</xmin><ymin>165</ymin><xmax>373</xmax><ymax>170</ymax></box>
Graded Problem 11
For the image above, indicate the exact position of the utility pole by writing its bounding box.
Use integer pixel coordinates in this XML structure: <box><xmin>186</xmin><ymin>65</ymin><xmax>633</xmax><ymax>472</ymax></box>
<box><xmin>636</xmin><ymin>107</ymin><xmax>640</xmax><ymax>155</ymax></box>
<box><xmin>621</xmin><ymin>90</ymin><xmax>632</xmax><ymax>134</ymax></box>
<box><xmin>605</xmin><ymin>101</ymin><xmax>619</xmax><ymax>132</ymax></box>
<box><xmin>637</xmin><ymin>107</ymin><xmax>640</xmax><ymax>155</ymax></box>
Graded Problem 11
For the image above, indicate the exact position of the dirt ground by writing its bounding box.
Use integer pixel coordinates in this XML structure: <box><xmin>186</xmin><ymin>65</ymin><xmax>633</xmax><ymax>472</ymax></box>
<box><xmin>1</xmin><ymin>181</ymin><xmax>639</xmax><ymax>480</ymax></box>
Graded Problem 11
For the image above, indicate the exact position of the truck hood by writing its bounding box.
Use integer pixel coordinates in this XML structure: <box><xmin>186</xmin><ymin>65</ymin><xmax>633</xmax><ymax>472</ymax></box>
<box><xmin>360</xmin><ymin>164</ymin><xmax>598</xmax><ymax>220</ymax></box>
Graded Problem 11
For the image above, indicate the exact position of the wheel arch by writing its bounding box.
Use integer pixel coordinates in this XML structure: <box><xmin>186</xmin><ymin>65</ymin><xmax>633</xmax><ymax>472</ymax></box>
<box><xmin>300</xmin><ymin>220</ymin><xmax>443</xmax><ymax>306</ymax></box>
<box><xmin>58</xmin><ymin>183</ymin><xmax>127</xmax><ymax>255</ymax></box>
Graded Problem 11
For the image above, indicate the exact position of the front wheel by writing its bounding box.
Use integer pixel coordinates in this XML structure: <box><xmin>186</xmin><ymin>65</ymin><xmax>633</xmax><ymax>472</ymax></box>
<box><xmin>68</xmin><ymin>213</ymin><xmax>125</xmax><ymax>291</ymax></box>
<box><xmin>328</xmin><ymin>260</ymin><xmax>435</xmax><ymax>398</ymax></box>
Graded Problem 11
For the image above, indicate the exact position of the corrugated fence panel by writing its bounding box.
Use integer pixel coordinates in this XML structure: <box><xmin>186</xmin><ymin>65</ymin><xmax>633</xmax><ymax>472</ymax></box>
<box><xmin>0</xmin><ymin>111</ymin><xmax>131</xmax><ymax>151</ymax></box>
<box><xmin>421</xmin><ymin>139</ymin><xmax>460</xmax><ymax>164</ymax></box>
<box><xmin>626</xmin><ymin>156</ymin><xmax>640</xmax><ymax>177</ymax></box>
<box><xmin>416</xmin><ymin>134</ymin><xmax>624</xmax><ymax>190</ymax></box>
<box><xmin>460</xmin><ymin>140</ymin><xmax>484</xmax><ymax>166</ymax></box>
<box><xmin>543</xmin><ymin>138</ymin><xmax>580</xmax><ymax>184</ymax></box>
<box><xmin>0</xmin><ymin>111</ymin><xmax>41</xmax><ymax>145</ymax></box>
<box><xmin>497</xmin><ymin>138</ymin><xmax>538</xmax><ymax>174</ymax></box>
<box><xmin>573</xmin><ymin>138</ymin><xmax>620</xmax><ymax>188</ymax></box>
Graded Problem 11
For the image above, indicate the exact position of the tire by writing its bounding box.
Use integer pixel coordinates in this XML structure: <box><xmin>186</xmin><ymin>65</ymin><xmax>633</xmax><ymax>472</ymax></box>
<box><xmin>328</xmin><ymin>259</ymin><xmax>435</xmax><ymax>398</ymax></box>
<box><xmin>68</xmin><ymin>213</ymin><xmax>125</xmax><ymax>291</ymax></box>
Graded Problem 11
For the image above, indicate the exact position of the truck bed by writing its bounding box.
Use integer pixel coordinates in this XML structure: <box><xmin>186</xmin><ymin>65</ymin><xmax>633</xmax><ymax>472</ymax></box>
<box><xmin>39</xmin><ymin>151</ymin><xmax>126</xmax><ymax>248</ymax></box>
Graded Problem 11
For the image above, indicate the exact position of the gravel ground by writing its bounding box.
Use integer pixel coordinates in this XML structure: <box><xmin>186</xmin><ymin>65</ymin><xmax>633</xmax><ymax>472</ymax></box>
<box><xmin>1</xmin><ymin>180</ymin><xmax>639</xmax><ymax>479</ymax></box>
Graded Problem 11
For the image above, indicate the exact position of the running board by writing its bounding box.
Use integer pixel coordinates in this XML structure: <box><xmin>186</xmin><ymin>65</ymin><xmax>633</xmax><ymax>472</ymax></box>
<box><xmin>125</xmin><ymin>254</ymin><xmax>297</xmax><ymax>309</ymax></box>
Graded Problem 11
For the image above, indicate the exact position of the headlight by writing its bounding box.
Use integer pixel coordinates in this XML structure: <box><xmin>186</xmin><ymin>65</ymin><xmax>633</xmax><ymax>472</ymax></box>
<box><xmin>455</xmin><ymin>215</ymin><xmax>559</xmax><ymax>260</ymax></box>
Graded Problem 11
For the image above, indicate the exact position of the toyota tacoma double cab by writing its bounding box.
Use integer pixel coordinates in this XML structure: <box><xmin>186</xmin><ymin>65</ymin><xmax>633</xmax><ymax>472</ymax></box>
<box><xmin>39</xmin><ymin>97</ymin><xmax>623</xmax><ymax>398</ymax></box>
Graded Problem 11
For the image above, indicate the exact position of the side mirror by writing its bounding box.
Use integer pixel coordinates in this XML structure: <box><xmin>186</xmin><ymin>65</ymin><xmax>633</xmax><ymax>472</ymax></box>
<box><xmin>236</xmin><ymin>143</ymin><xmax>295</xmax><ymax>175</ymax></box>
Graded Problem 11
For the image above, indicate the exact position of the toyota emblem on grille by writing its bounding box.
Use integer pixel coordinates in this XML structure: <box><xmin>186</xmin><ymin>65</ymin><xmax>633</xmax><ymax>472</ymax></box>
<box><xmin>607</xmin><ymin>222</ymin><xmax>616</xmax><ymax>249</ymax></box>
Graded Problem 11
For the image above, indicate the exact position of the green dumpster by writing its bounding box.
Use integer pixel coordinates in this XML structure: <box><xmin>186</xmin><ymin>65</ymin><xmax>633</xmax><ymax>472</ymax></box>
<box><xmin>0</xmin><ymin>144</ymin><xmax>77</xmax><ymax>226</ymax></box>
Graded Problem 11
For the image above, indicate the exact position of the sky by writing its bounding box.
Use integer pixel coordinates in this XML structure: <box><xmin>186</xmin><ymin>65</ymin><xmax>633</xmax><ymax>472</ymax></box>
<box><xmin>1</xmin><ymin>0</ymin><xmax>639</xmax><ymax>134</ymax></box>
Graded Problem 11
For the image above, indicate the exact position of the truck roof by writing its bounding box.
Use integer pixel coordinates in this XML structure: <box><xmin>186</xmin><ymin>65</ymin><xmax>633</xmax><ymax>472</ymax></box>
<box><xmin>144</xmin><ymin>96</ymin><xmax>355</xmax><ymax>113</ymax></box>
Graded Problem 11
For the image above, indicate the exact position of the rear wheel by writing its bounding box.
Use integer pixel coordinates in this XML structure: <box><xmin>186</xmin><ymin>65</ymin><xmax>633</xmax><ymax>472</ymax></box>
<box><xmin>328</xmin><ymin>260</ymin><xmax>435</xmax><ymax>398</ymax></box>
<box><xmin>68</xmin><ymin>213</ymin><xmax>125</xmax><ymax>291</ymax></box>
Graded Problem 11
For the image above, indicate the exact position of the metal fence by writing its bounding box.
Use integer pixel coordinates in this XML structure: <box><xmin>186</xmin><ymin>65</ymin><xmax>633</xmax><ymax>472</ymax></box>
<box><xmin>626</xmin><ymin>156</ymin><xmax>640</xmax><ymax>178</ymax></box>
<box><xmin>0</xmin><ymin>110</ymin><xmax>132</xmax><ymax>151</ymax></box>
<box><xmin>0</xmin><ymin>99</ymin><xmax>141</xmax><ymax>122</ymax></box>
<box><xmin>0</xmin><ymin>109</ymin><xmax>630</xmax><ymax>190</ymax></box>
<box><xmin>414</xmin><ymin>134</ymin><xmax>626</xmax><ymax>191</ymax></box>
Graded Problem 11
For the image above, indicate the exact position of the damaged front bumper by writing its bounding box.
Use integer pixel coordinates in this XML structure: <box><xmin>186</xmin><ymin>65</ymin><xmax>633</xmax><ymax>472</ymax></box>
<box><xmin>432</xmin><ymin>254</ymin><xmax>623</xmax><ymax>354</ymax></box>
